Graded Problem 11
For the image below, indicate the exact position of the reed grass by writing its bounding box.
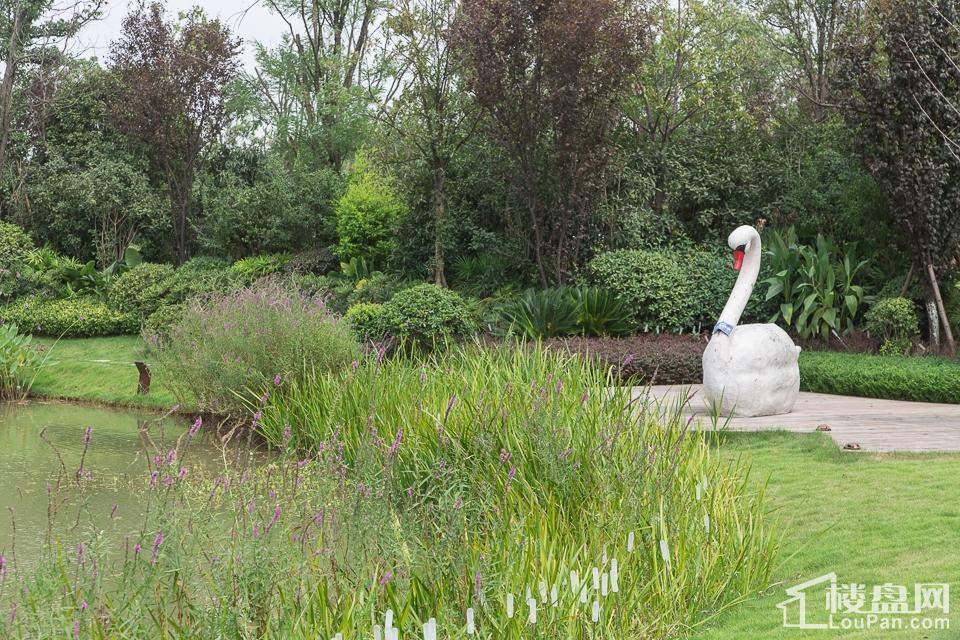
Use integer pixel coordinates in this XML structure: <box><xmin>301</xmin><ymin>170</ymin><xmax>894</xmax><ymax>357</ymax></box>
<box><xmin>0</xmin><ymin>344</ymin><xmax>777</xmax><ymax>639</ymax></box>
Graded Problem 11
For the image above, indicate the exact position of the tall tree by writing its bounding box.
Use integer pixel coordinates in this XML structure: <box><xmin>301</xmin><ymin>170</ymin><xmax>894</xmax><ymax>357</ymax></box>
<box><xmin>835</xmin><ymin>0</ymin><xmax>960</xmax><ymax>354</ymax></box>
<box><xmin>110</xmin><ymin>1</ymin><xmax>240</xmax><ymax>264</ymax></box>
<box><xmin>0</xmin><ymin>0</ymin><xmax>103</xmax><ymax>187</ymax></box>
<box><xmin>627</xmin><ymin>0</ymin><xmax>780</xmax><ymax>220</ymax></box>
<box><xmin>751</xmin><ymin>0</ymin><xmax>863</xmax><ymax>120</ymax></box>
<box><xmin>380</xmin><ymin>0</ymin><xmax>479</xmax><ymax>286</ymax></box>
<box><xmin>250</xmin><ymin>0</ymin><xmax>391</xmax><ymax>170</ymax></box>
<box><xmin>458</xmin><ymin>0</ymin><xmax>646</xmax><ymax>284</ymax></box>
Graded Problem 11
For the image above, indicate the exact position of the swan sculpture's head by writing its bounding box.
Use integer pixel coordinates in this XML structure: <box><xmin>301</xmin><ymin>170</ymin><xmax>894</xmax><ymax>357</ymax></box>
<box><xmin>727</xmin><ymin>225</ymin><xmax>759</xmax><ymax>271</ymax></box>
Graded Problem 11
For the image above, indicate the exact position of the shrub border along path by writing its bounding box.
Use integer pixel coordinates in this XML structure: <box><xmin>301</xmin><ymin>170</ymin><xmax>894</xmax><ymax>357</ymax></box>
<box><xmin>644</xmin><ymin>384</ymin><xmax>960</xmax><ymax>452</ymax></box>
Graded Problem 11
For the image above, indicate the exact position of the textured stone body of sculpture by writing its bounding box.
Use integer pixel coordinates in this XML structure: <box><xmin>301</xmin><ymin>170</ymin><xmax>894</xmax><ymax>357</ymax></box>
<box><xmin>702</xmin><ymin>225</ymin><xmax>800</xmax><ymax>417</ymax></box>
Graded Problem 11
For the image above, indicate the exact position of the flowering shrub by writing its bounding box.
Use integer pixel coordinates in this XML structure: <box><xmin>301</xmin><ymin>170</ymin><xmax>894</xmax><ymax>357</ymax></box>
<box><xmin>344</xmin><ymin>302</ymin><xmax>388</xmax><ymax>342</ymax></box>
<box><xmin>156</xmin><ymin>279</ymin><xmax>360</xmax><ymax>414</ymax></box>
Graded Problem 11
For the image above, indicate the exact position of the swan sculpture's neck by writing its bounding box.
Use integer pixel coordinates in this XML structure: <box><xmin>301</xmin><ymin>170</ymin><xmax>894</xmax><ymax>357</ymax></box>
<box><xmin>717</xmin><ymin>228</ymin><xmax>761</xmax><ymax>332</ymax></box>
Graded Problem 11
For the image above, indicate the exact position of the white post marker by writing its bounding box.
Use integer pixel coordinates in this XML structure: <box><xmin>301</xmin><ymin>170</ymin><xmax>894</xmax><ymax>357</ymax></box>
<box><xmin>551</xmin><ymin>584</ymin><xmax>559</xmax><ymax>606</ymax></box>
<box><xmin>466</xmin><ymin>607</ymin><xmax>475</xmax><ymax>635</ymax></box>
<box><xmin>611</xmin><ymin>558</ymin><xmax>619</xmax><ymax>593</ymax></box>
<box><xmin>592</xmin><ymin>567</ymin><xmax>600</xmax><ymax>590</ymax></box>
<box><xmin>592</xmin><ymin>600</ymin><xmax>600</xmax><ymax>623</ymax></box>
<box><xmin>659</xmin><ymin>539</ymin><xmax>671</xmax><ymax>570</ymax></box>
<box><xmin>570</xmin><ymin>570</ymin><xmax>579</xmax><ymax>594</ymax></box>
<box><xmin>385</xmin><ymin>609</ymin><xmax>394</xmax><ymax>631</ymax></box>
<box><xmin>506</xmin><ymin>592</ymin><xmax>515</xmax><ymax>618</ymax></box>
<box><xmin>528</xmin><ymin>598</ymin><xmax>537</xmax><ymax>624</ymax></box>
<box><xmin>601</xmin><ymin>573</ymin><xmax>609</xmax><ymax>597</ymax></box>
<box><xmin>627</xmin><ymin>531</ymin><xmax>635</xmax><ymax>553</ymax></box>
<box><xmin>539</xmin><ymin>579</ymin><xmax>548</xmax><ymax>603</ymax></box>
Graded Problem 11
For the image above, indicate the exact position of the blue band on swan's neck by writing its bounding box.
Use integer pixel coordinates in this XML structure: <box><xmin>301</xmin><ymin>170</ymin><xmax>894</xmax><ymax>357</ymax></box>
<box><xmin>713</xmin><ymin>321</ymin><xmax>734</xmax><ymax>336</ymax></box>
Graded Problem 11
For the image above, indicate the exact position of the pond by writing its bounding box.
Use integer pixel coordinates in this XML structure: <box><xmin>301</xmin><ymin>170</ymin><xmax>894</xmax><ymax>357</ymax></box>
<box><xmin>0</xmin><ymin>401</ymin><xmax>246</xmax><ymax>568</ymax></box>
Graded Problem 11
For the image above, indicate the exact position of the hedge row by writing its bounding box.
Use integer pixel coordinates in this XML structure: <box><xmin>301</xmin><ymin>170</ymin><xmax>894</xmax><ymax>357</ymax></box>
<box><xmin>799</xmin><ymin>350</ymin><xmax>960</xmax><ymax>404</ymax></box>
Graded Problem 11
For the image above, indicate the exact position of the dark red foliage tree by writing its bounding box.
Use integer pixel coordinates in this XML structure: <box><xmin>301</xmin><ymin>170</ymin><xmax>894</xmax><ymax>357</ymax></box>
<box><xmin>109</xmin><ymin>1</ymin><xmax>240</xmax><ymax>264</ymax></box>
<box><xmin>457</xmin><ymin>0</ymin><xmax>646</xmax><ymax>285</ymax></box>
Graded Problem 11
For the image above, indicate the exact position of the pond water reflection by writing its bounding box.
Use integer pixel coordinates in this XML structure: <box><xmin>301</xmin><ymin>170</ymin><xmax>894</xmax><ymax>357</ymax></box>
<box><xmin>0</xmin><ymin>401</ymin><xmax>245</xmax><ymax>568</ymax></box>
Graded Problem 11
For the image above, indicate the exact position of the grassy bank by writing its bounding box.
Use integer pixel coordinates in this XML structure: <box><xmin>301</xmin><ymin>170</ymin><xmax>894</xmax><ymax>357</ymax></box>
<box><xmin>30</xmin><ymin>336</ymin><xmax>179</xmax><ymax>410</ymax></box>
<box><xmin>701</xmin><ymin>432</ymin><xmax>960</xmax><ymax>639</ymax></box>
<box><xmin>800</xmin><ymin>350</ymin><xmax>960</xmax><ymax>404</ymax></box>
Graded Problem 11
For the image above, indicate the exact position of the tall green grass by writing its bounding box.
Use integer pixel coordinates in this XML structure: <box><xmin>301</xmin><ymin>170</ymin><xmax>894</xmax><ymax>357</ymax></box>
<box><xmin>0</xmin><ymin>345</ymin><xmax>777</xmax><ymax>639</ymax></box>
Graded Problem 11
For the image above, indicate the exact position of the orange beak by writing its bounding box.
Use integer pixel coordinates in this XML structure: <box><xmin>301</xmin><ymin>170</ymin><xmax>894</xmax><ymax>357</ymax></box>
<box><xmin>732</xmin><ymin>248</ymin><xmax>745</xmax><ymax>271</ymax></box>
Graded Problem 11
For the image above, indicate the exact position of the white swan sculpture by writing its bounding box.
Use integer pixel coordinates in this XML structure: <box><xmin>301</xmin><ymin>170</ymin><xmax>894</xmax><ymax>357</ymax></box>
<box><xmin>702</xmin><ymin>225</ymin><xmax>800</xmax><ymax>417</ymax></box>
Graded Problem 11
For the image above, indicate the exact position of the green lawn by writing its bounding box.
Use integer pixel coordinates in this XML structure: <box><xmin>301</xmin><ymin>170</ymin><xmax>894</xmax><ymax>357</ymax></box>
<box><xmin>700</xmin><ymin>432</ymin><xmax>960</xmax><ymax>639</ymax></box>
<box><xmin>29</xmin><ymin>336</ymin><xmax>180</xmax><ymax>410</ymax></box>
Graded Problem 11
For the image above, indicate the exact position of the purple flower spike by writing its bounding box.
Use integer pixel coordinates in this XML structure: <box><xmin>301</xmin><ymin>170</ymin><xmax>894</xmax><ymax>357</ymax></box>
<box><xmin>274</xmin><ymin>374</ymin><xmax>282</xmax><ymax>386</ymax></box>
<box><xmin>188</xmin><ymin>417</ymin><xmax>202</xmax><ymax>437</ymax></box>
<box><xmin>380</xmin><ymin>569</ymin><xmax>394</xmax><ymax>587</ymax></box>
<box><xmin>150</xmin><ymin>532</ymin><xmax>164</xmax><ymax>564</ymax></box>
<box><xmin>83</xmin><ymin>426</ymin><xmax>93</xmax><ymax>445</ymax></box>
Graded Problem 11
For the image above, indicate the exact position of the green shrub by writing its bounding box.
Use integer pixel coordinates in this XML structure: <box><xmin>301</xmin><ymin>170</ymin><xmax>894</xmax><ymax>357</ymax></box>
<box><xmin>142</xmin><ymin>258</ymin><xmax>235</xmax><ymax>309</ymax></box>
<box><xmin>588</xmin><ymin>250</ymin><xmax>695</xmax><ymax>331</ymax></box>
<box><xmin>0</xmin><ymin>221</ymin><xmax>37</xmax><ymax>300</ymax></box>
<box><xmin>156</xmin><ymin>279</ymin><xmax>360</xmax><ymax>414</ymax></box>
<box><xmin>865</xmin><ymin>297</ymin><xmax>919</xmax><ymax>355</ymax></box>
<box><xmin>107</xmin><ymin>263</ymin><xmax>176</xmax><ymax>318</ymax></box>
<box><xmin>142</xmin><ymin>303</ymin><xmax>185</xmax><ymax>343</ymax></box>
<box><xmin>0</xmin><ymin>296</ymin><xmax>138</xmax><ymax>337</ymax></box>
<box><xmin>335</xmin><ymin>156</ymin><xmax>406</xmax><ymax>264</ymax></box>
<box><xmin>382</xmin><ymin>283</ymin><xmax>474</xmax><ymax>348</ymax></box>
<box><xmin>229</xmin><ymin>253</ymin><xmax>291</xmax><ymax>285</ymax></box>
<box><xmin>344</xmin><ymin>302</ymin><xmax>388</xmax><ymax>342</ymax></box>
<box><xmin>347</xmin><ymin>272</ymin><xmax>409</xmax><ymax>308</ymax></box>
<box><xmin>800</xmin><ymin>351</ymin><xmax>960</xmax><ymax>403</ymax></box>
<box><xmin>499</xmin><ymin>287</ymin><xmax>634</xmax><ymax>338</ymax></box>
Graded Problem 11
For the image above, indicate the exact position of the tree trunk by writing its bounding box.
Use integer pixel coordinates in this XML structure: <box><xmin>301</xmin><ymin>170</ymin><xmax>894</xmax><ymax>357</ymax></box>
<box><xmin>170</xmin><ymin>173</ymin><xmax>193</xmax><ymax>265</ymax></box>
<box><xmin>0</xmin><ymin>6</ymin><xmax>25</xmax><ymax>182</ymax></box>
<box><xmin>927</xmin><ymin>299</ymin><xmax>940</xmax><ymax>349</ymax></box>
<box><xmin>432</xmin><ymin>164</ymin><xmax>447</xmax><ymax>288</ymax></box>
<box><xmin>926</xmin><ymin>262</ymin><xmax>956</xmax><ymax>356</ymax></box>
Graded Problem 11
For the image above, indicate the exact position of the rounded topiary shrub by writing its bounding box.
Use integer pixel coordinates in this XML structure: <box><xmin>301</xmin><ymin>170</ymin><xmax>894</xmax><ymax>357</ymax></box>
<box><xmin>0</xmin><ymin>296</ymin><xmax>139</xmax><ymax>337</ymax></box>
<box><xmin>382</xmin><ymin>284</ymin><xmax>474</xmax><ymax>348</ymax></box>
<box><xmin>344</xmin><ymin>302</ymin><xmax>388</xmax><ymax>342</ymax></box>
<box><xmin>865</xmin><ymin>297</ymin><xmax>919</xmax><ymax>355</ymax></box>
<box><xmin>107</xmin><ymin>262</ymin><xmax>176</xmax><ymax>318</ymax></box>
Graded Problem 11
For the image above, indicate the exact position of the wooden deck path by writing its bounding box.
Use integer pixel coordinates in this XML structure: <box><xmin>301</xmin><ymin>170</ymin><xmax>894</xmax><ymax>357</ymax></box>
<box><xmin>637</xmin><ymin>385</ymin><xmax>960</xmax><ymax>453</ymax></box>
